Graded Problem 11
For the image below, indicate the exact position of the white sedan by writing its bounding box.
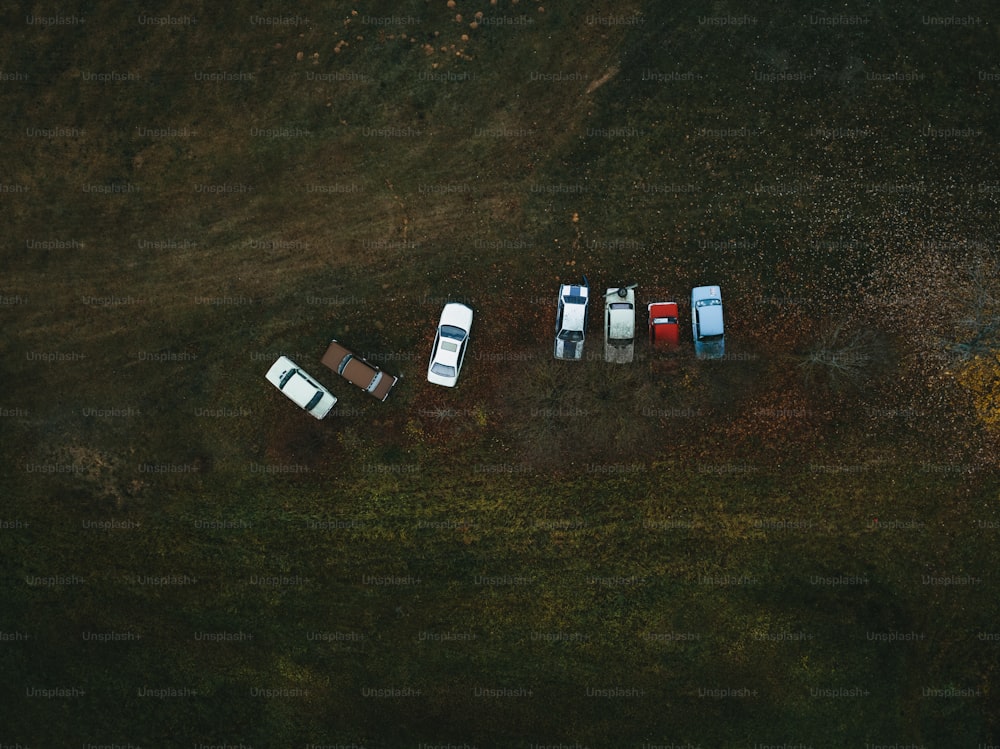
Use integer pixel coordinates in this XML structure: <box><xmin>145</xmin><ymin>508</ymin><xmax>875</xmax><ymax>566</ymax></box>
<box><xmin>427</xmin><ymin>302</ymin><xmax>473</xmax><ymax>387</ymax></box>
<box><xmin>554</xmin><ymin>279</ymin><xmax>590</xmax><ymax>360</ymax></box>
<box><xmin>265</xmin><ymin>356</ymin><xmax>337</xmax><ymax>419</ymax></box>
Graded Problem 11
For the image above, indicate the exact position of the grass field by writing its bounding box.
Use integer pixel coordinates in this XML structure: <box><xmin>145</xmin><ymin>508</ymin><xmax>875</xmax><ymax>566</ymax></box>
<box><xmin>2</xmin><ymin>1</ymin><xmax>1000</xmax><ymax>746</ymax></box>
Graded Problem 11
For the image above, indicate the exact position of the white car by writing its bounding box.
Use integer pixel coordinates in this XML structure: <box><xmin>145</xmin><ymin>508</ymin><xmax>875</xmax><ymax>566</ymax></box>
<box><xmin>427</xmin><ymin>302</ymin><xmax>473</xmax><ymax>387</ymax></box>
<box><xmin>265</xmin><ymin>356</ymin><xmax>337</xmax><ymax>419</ymax></box>
<box><xmin>554</xmin><ymin>278</ymin><xmax>590</xmax><ymax>360</ymax></box>
<box><xmin>691</xmin><ymin>285</ymin><xmax>725</xmax><ymax>359</ymax></box>
<box><xmin>604</xmin><ymin>286</ymin><xmax>636</xmax><ymax>363</ymax></box>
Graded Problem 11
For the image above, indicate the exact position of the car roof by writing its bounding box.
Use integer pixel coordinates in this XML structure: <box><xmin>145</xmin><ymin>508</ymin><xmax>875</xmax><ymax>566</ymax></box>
<box><xmin>282</xmin><ymin>371</ymin><xmax>321</xmax><ymax>406</ymax></box>
<box><xmin>342</xmin><ymin>356</ymin><xmax>377</xmax><ymax>385</ymax></box>
<box><xmin>696</xmin><ymin>304</ymin><xmax>724</xmax><ymax>336</ymax></box>
<box><xmin>607</xmin><ymin>308</ymin><xmax>635</xmax><ymax>339</ymax></box>
<box><xmin>605</xmin><ymin>290</ymin><xmax>635</xmax><ymax>335</ymax></box>
<box><xmin>435</xmin><ymin>335</ymin><xmax>462</xmax><ymax>366</ymax></box>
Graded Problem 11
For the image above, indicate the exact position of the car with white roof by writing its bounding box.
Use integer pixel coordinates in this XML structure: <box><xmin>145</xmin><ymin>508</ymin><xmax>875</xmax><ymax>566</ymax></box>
<box><xmin>554</xmin><ymin>277</ymin><xmax>590</xmax><ymax>360</ymax></box>
<box><xmin>427</xmin><ymin>302</ymin><xmax>473</xmax><ymax>387</ymax></box>
<box><xmin>604</xmin><ymin>285</ymin><xmax>636</xmax><ymax>363</ymax></box>
<box><xmin>265</xmin><ymin>355</ymin><xmax>337</xmax><ymax>419</ymax></box>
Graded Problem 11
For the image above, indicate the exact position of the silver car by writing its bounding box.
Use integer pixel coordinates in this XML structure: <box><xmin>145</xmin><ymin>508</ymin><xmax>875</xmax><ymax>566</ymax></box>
<box><xmin>604</xmin><ymin>286</ymin><xmax>636</xmax><ymax>363</ymax></box>
<box><xmin>554</xmin><ymin>278</ymin><xmax>590</xmax><ymax>360</ymax></box>
<box><xmin>691</xmin><ymin>285</ymin><xmax>725</xmax><ymax>359</ymax></box>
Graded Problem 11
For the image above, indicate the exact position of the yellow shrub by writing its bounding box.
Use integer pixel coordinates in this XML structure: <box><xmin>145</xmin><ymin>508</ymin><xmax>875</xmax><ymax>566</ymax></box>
<box><xmin>956</xmin><ymin>353</ymin><xmax>1000</xmax><ymax>429</ymax></box>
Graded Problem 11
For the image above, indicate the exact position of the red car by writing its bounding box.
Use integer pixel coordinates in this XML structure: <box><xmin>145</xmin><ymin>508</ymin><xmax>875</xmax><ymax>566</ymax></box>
<box><xmin>648</xmin><ymin>302</ymin><xmax>680</xmax><ymax>347</ymax></box>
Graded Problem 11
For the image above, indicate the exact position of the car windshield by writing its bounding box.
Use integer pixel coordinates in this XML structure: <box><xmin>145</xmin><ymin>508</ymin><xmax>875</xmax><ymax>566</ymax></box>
<box><xmin>440</xmin><ymin>324</ymin><xmax>466</xmax><ymax>340</ymax></box>
<box><xmin>696</xmin><ymin>298</ymin><xmax>722</xmax><ymax>307</ymax></box>
<box><xmin>558</xmin><ymin>330</ymin><xmax>583</xmax><ymax>342</ymax></box>
<box><xmin>431</xmin><ymin>362</ymin><xmax>456</xmax><ymax>377</ymax></box>
<box><xmin>609</xmin><ymin>302</ymin><xmax>632</xmax><ymax>310</ymax></box>
<box><xmin>653</xmin><ymin>317</ymin><xmax>678</xmax><ymax>324</ymax></box>
<box><xmin>699</xmin><ymin>333</ymin><xmax>724</xmax><ymax>341</ymax></box>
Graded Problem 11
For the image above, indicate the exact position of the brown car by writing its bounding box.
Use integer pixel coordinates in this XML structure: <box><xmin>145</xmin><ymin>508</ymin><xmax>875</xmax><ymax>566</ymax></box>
<box><xmin>321</xmin><ymin>340</ymin><xmax>399</xmax><ymax>402</ymax></box>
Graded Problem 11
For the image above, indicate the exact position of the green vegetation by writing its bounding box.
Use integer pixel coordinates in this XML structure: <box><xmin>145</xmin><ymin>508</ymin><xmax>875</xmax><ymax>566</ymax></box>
<box><xmin>2</xmin><ymin>0</ymin><xmax>999</xmax><ymax>745</ymax></box>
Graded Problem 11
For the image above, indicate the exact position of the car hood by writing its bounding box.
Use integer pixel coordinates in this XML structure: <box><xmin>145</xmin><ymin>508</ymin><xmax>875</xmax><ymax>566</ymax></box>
<box><xmin>440</xmin><ymin>302</ymin><xmax>473</xmax><ymax>331</ymax></box>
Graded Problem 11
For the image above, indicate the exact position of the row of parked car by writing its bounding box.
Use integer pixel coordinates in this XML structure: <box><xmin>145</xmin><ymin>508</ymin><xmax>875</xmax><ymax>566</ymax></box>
<box><xmin>264</xmin><ymin>282</ymin><xmax>724</xmax><ymax>419</ymax></box>
<box><xmin>556</xmin><ymin>278</ymin><xmax>726</xmax><ymax>362</ymax></box>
